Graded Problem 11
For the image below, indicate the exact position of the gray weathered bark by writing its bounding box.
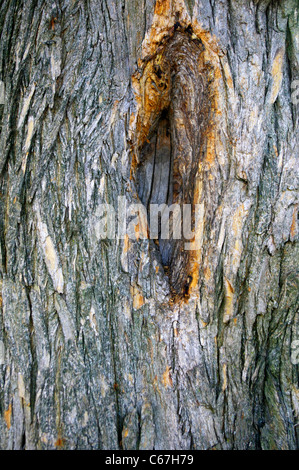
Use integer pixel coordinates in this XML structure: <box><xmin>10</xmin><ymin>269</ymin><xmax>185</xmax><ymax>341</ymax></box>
<box><xmin>0</xmin><ymin>0</ymin><xmax>298</xmax><ymax>449</ymax></box>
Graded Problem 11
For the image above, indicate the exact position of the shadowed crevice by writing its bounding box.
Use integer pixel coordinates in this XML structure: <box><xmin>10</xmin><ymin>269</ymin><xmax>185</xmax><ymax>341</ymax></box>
<box><xmin>135</xmin><ymin>29</ymin><xmax>211</xmax><ymax>297</ymax></box>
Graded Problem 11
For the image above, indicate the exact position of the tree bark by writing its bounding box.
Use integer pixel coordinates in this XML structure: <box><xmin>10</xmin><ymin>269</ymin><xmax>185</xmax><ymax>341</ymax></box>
<box><xmin>0</xmin><ymin>0</ymin><xmax>298</xmax><ymax>450</ymax></box>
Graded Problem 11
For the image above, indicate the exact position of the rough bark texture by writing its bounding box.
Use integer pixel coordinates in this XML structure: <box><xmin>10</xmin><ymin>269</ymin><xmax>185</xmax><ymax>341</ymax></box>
<box><xmin>0</xmin><ymin>0</ymin><xmax>298</xmax><ymax>450</ymax></box>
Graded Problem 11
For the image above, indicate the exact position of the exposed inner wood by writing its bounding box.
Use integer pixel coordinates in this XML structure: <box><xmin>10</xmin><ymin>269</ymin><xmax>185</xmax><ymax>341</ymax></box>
<box><xmin>135</xmin><ymin>30</ymin><xmax>211</xmax><ymax>297</ymax></box>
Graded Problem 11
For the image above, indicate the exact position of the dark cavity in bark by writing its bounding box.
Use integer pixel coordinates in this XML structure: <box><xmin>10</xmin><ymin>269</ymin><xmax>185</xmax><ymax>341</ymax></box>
<box><xmin>136</xmin><ymin>31</ymin><xmax>211</xmax><ymax>297</ymax></box>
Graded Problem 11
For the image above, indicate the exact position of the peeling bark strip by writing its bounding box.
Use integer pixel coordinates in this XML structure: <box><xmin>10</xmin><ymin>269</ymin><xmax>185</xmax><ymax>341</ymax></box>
<box><xmin>0</xmin><ymin>0</ymin><xmax>298</xmax><ymax>450</ymax></box>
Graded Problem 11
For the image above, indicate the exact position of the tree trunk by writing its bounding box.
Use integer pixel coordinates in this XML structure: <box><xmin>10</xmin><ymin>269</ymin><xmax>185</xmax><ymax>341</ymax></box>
<box><xmin>0</xmin><ymin>0</ymin><xmax>298</xmax><ymax>450</ymax></box>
